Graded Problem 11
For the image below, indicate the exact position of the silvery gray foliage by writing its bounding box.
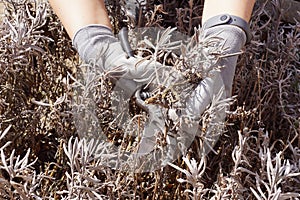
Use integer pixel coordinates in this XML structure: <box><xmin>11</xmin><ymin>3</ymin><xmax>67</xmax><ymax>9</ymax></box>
<box><xmin>0</xmin><ymin>0</ymin><xmax>299</xmax><ymax>199</ymax></box>
<box><xmin>58</xmin><ymin>136</ymin><xmax>113</xmax><ymax>199</ymax></box>
<box><xmin>0</xmin><ymin>125</ymin><xmax>11</xmax><ymax>151</ymax></box>
<box><xmin>0</xmin><ymin>0</ymin><xmax>50</xmax><ymax>66</ymax></box>
<box><xmin>59</xmin><ymin>136</ymin><xmax>137</xmax><ymax>199</ymax></box>
<box><xmin>168</xmin><ymin>155</ymin><xmax>209</xmax><ymax>199</ymax></box>
<box><xmin>169</xmin><ymin>131</ymin><xmax>249</xmax><ymax>200</ymax></box>
<box><xmin>180</xmin><ymin>28</ymin><xmax>225</xmax><ymax>78</ymax></box>
<box><xmin>70</xmin><ymin>61</ymin><xmax>106</xmax><ymax>139</ymax></box>
<box><xmin>198</xmin><ymin>87</ymin><xmax>234</xmax><ymax>155</ymax></box>
<box><xmin>209</xmin><ymin>130</ymin><xmax>254</xmax><ymax>199</ymax></box>
<box><xmin>250</xmin><ymin>143</ymin><xmax>300</xmax><ymax>200</ymax></box>
<box><xmin>170</xmin><ymin>129</ymin><xmax>300</xmax><ymax>200</ymax></box>
<box><xmin>0</xmin><ymin>126</ymin><xmax>47</xmax><ymax>199</ymax></box>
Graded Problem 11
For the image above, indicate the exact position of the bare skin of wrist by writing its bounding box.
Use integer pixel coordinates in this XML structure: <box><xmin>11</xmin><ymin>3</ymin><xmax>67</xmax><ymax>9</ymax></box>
<box><xmin>48</xmin><ymin>0</ymin><xmax>255</xmax><ymax>39</ymax></box>
<box><xmin>48</xmin><ymin>0</ymin><xmax>112</xmax><ymax>39</ymax></box>
<box><xmin>202</xmin><ymin>0</ymin><xmax>256</xmax><ymax>24</ymax></box>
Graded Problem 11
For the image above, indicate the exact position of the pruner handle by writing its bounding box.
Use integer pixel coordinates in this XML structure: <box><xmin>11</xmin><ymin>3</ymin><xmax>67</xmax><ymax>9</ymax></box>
<box><xmin>119</xmin><ymin>27</ymin><xmax>134</xmax><ymax>57</ymax></box>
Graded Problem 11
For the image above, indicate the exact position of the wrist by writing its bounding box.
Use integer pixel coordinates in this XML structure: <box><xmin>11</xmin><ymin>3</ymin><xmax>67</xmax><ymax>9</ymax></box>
<box><xmin>203</xmin><ymin>14</ymin><xmax>252</xmax><ymax>43</ymax></box>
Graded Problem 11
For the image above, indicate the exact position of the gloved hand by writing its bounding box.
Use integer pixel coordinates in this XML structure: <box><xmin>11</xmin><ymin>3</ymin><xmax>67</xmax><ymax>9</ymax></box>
<box><xmin>72</xmin><ymin>23</ymin><xmax>248</xmax><ymax>170</ymax></box>
<box><xmin>72</xmin><ymin>25</ymin><xmax>167</xmax><ymax>98</ymax></box>
<box><xmin>72</xmin><ymin>25</ymin><xmax>177</xmax><ymax>171</ymax></box>
<box><xmin>182</xmin><ymin>23</ymin><xmax>248</xmax><ymax>154</ymax></box>
<box><xmin>186</xmin><ymin>24</ymin><xmax>247</xmax><ymax>117</ymax></box>
<box><xmin>133</xmin><ymin>23</ymin><xmax>248</xmax><ymax>163</ymax></box>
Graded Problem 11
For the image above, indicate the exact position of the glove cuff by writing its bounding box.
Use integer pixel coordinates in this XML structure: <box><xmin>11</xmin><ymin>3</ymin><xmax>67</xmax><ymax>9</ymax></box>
<box><xmin>203</xmin><ymin>14</ymin><xmax>252</xmax><ymax>43</ymax></box>
<box><xmin>72</xmin><ymin>24</ymin><xmax>115</xmax><ymax>44</ymax></box>
<box><xmin>203</xmin><ymin>24</ymin><xmax>247</xmax><ymax>48</ymax></box>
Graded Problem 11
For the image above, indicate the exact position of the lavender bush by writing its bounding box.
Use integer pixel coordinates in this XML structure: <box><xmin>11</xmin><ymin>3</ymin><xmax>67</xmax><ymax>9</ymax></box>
<box><xmin>0</xmin><ymin>0</ymin><xmax>299</xmax><ymax>199</ymax></box>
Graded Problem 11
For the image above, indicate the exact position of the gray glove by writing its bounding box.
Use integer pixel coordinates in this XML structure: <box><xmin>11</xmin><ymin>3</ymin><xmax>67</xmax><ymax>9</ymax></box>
<box><xmin>182</xmin><ymin>23</ymin><xmax>247</xmax><ymax>154</ymax></box>
<box><xmin>73</xmin><ymin>25</ymin><xmax>176</xmax><ymax>171</ymax></box>
<box><xmin>186</xmin><ymin>24</ymin><xmax>247</xmax><ymax>117</ymax></box>
<box><xmin>134</xmin><ymin>23</ymin><xmax>248</xmax><ymax>161</ymax></box>
<box><xmin>73</xmin><ymin>25</ymin><xmax>166</xmax><ymax>97</ymax></box>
